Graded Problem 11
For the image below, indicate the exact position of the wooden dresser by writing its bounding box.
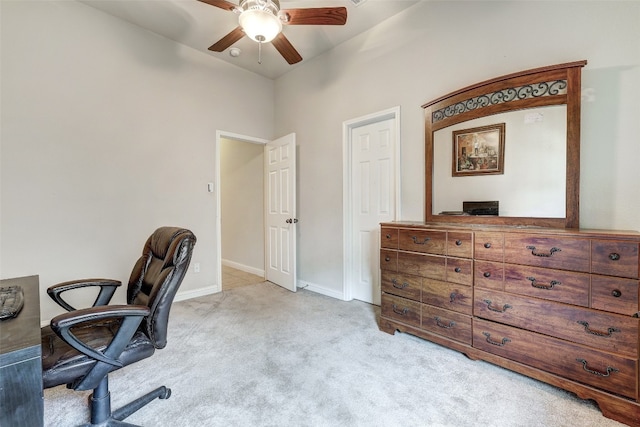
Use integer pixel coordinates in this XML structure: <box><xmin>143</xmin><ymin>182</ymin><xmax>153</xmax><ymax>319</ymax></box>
<box><xmin>379</xmin><ymin>222</ymin><xmax>640</xmax><ymax>426</ymax></box>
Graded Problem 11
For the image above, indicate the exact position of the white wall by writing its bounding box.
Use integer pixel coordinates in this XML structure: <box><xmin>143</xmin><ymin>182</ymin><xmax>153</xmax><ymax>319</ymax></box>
<box><xmin>0</xmin><ymin>1</ymin><xmax>274</xmax><ymax>321</ymax></box>
<box><xmin>220</xmin><ymin>138</ymin><xmax>265</xmax><ymax>274</ymax></box>
<box><xmin>274</xmin><ymin>1</ymin><xmax>640</xmax><ymax>298</ymax></box>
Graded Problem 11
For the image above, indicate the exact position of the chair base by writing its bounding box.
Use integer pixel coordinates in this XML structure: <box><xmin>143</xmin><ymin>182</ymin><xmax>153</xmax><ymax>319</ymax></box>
<box><xmin>78</xmin><ymin>377</ymin><xmax>171</xmax><ymax>427</ymax></box>
<box><xmin>80</xmin><ymin>420</ymin><xmax>140</xmax><ymax>427</ymax></box>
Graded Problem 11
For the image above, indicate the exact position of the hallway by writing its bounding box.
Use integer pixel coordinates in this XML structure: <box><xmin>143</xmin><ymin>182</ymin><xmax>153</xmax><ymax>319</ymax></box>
<box><xmin>222</xmin><ymin>265</ymin><xmax>264</xmax><ymax>290</ymax></box>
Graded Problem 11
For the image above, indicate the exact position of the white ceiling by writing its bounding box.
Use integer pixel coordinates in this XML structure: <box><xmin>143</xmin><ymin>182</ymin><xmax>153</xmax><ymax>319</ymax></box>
<box><xmin>82</xmin><ymin>0</ymin><xmax>420</xmax><ymax>79</ymax></box>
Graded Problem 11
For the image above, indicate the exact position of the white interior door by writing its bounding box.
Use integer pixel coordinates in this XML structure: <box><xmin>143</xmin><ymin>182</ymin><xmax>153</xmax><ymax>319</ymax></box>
<box><xmin>350</xmin><ymin>117</ymin><xmax>397</xmax><ymax>304</ymax></box>
<box><xmin>265</xmin><ymin>133</ymin><xmax>297</xmax><ymax>292</ymax></box>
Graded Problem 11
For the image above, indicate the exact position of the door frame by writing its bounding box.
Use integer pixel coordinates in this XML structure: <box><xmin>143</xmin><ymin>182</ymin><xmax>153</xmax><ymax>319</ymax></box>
<box><xmin>215</xmin><ymin>130</ymin><xmax>269</xmax><ymax>291</ymax></box>
<box><xmin>342</xmin><ymin>106</ymin><xmax>401</xmax><ymax>302</ymax></box>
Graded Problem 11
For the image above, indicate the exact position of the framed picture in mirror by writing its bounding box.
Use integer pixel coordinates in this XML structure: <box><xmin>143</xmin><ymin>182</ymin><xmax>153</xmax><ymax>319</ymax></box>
<box><xmin>452</xmin><ymin>123</ymin><xmax>505</xmax><ymax>177</ymax></box>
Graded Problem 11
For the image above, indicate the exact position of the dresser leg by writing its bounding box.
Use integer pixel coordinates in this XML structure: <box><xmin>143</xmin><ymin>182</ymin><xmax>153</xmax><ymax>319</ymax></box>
<box><xmin>378</xmin><ymin>320</ymin><xmax>398</xmax><ymax>335</ymax></box>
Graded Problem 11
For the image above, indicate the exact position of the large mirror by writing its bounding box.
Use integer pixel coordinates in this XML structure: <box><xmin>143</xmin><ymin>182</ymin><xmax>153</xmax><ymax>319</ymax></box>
<box><xmin>423</xmin><ymin>61</ymin><xmax>587</xmax><ymax>228</ymax></box>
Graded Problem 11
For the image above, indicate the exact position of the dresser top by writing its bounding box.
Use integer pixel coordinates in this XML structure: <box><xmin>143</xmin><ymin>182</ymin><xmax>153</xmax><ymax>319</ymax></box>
<box><xmin>380</xmin><ymin>221</ymin><xmax>640</xmax><ymax>240</ymax></box>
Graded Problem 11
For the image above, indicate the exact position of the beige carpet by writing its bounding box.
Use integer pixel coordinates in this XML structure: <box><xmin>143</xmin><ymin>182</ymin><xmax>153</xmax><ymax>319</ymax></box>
<box><xmin>44</xmin><ymin>282</ymin><xmax>623</xmax><ymax>426</ymax></box>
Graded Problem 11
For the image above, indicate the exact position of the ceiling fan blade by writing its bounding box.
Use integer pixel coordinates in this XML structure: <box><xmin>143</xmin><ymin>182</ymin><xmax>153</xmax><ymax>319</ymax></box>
<box><xmin>272</xmin><ymin>33</ymin><xmax>303</xmax><ymax>65</ymax></box>
<box><xmin>197</xmin><ymin>0</ymin><xmax>238</xmax><ymax>12</ymax></box>
<box><xmin>208</xmin><ymin>27</ymin><xmax>245</xmax><ymax>52</ymax></box>
<box><xmin>281</xmin><ymin>7</ymin><xmax>347</xmax><ymax>26</ymax></box>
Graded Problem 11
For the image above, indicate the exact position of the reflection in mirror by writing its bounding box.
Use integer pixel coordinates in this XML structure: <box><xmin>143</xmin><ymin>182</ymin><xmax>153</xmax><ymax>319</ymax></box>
<box><xmin>432</xmin><ymin>106</ymin><xmax>567</xmax><ymax>218</ymax></box>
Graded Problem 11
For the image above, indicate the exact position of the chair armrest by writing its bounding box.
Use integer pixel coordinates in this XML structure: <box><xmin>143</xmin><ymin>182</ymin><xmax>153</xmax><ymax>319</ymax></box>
<box><xmin>47</xmin><ymin>279</ymin><xmax>122</xmax><ymax>311</ymax></box>
<box><xmin>51</xmin><ymin>305</ymin><xmax>150</xmax><ymax>365</ymax></box>
<box><xmin>50</xmin><ymin>305</ymin><xmax>150</xmax><ymax>390</ymax></box>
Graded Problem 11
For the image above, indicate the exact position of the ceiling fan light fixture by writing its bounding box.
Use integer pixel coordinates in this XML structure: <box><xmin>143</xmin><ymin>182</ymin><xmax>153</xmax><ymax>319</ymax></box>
<box><xmin>238</xmin><ymin>0</ymin><xmax>283</xmax><ymax>43</ymax></box>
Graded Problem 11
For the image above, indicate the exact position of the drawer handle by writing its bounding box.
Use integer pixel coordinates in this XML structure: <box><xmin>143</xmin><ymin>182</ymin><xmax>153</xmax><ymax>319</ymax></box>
<box><xmin>434</xmin><ymin>316</ymin><xmax>455</xmax><ymax>329</ymax></box>
<box><xmin>576</xmin><ymin>320</ymin><xmax>621</xmax><ymax>337</ymax></box>
<box><xmin>454</xmin><ymin>267</ymin><xmax>462</xmax><ymax>273</ymax></box>
<box><xmin>391</xmin><ymin>278</ymin><xmax>409</xmax><ymax>289</ymax></box>
<box><xmin>455</xmin><ymin>240</ymin><xmax>463</xmax><ymax>246</ymax></box>
<box><xmin>482</xmin><ymin>332</ymin><xmax>511</xmax><ymax>347</ymax></box>
<box><xmin>609</xmin><ymin>252</ymin><xmax>621</xmax><ymax>261</ymax></box>
<box><xmin>576</xmin><ymin>358</ymin><xmax>619</xmax><ymax>377</ymax></box>
<box><xmin>392</xmin><ymin>304</ymin><xmax>409</xmax><ymax>316</ymax></box>
<box><xmin>483</xmin><ymin>272</ymin><xmax>491</xmax><ymax>278</ymax></box>
<box><xmin>385</xmin><ymin>256</ymin><xmax>391</xmax><ymax>262</ymax></box>
<box><xmin>449</xmin><ymin>291</ymin><xmax>460</xmax><ymax>303</ymax></box>
<box><xmin>483</xmin><ymin>299</ymin><xmax>512</xmax><ymax>313</ymax></box>
<box><xmin>526</xmin><ymin>277</ymin><xmax>561</xmax><ymax>290</ymax></box>
<box><xmin>526</xmin><ymin>245</ymin><xmax>561</xmax><ymax>257</ymax></box>
<box><xmin>411</xmin><ymin>236</ymin><xmax>431</xmax><ymax>245</ymax></box>
<box><xmin>483</xmin><ymin>242</ymin><xmax>492</xmax><ymax>249</ymax></box>
<box><xmin>386</xmin><ymin>234</ymin><xmax>391</xmax><ymax>239</ymax></box>
<box><xmin>612</xmin><ymin>289</ymin><xmax>622</xmax><ymax>298</ymax></box>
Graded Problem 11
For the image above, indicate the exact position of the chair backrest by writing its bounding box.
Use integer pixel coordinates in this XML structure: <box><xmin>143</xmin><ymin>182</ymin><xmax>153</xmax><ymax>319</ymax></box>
<box><xmin>127</xmin><ymin>227</ymin><xmax>196</xmax><ymax>349</ymax></box>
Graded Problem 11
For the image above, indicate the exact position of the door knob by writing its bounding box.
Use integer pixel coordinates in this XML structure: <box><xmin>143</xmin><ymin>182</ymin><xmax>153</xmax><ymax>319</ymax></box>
<box><xmin>285</xmin><ymin>218</ymin><xmax>299</xmax><ymax>224</ymax></box>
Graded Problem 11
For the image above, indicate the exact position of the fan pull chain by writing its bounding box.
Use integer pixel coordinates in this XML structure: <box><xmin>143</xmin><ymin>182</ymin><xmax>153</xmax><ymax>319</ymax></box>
<box><xmin>257</xmin><ymin>35</ymin><xmax>265</xmax><ymax>64</ymax></box>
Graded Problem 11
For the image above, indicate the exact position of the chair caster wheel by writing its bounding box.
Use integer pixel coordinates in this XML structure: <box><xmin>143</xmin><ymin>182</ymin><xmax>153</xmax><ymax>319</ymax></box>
<box><xmin>160</xmin><ymin>387</ymin><xmax>171</xmax><ymax>400</ymax></box>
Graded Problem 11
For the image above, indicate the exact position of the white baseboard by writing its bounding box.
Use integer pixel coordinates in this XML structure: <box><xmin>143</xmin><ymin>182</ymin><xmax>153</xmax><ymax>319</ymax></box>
<box><xmin>298</xmin><ymin>279</ymin><xmax>346</xmax><ymax>301</ymax></box>
<box><xmin>222</xmin><ymin>259</ymin><xmax>265</xmax><ymax>277</ymax></box>
<box><xmin>174</xmin><ymin>284</ymin><xmax>220</xmax><ymax>302</ymax></box>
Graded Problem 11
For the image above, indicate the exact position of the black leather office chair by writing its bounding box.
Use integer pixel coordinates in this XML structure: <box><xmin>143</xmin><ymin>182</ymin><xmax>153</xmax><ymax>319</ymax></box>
<box><xmin>41</xmin><ymin>227</ymin><xmax>196</xmax><ymax>427</ymax></box>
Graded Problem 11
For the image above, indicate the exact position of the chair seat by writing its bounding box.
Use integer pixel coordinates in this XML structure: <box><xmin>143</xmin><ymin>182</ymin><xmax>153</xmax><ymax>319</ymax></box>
<box><xmin>42</xmin><ymin>320</ymin><xmax>156</xmax><ymax>389</ymax></box>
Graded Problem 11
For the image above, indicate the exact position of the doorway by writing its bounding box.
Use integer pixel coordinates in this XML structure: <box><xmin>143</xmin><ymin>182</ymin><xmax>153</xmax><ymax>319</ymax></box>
<box><xmin>342</xmin><ymin>107</ymin><xmax>401</xmax><ymax>305</ymax></box>
<box><xmin>215</xmin><ymin>131</ymin><xmax>298</xmax><ymax>293</ymax></box>
<box><xmin>218</xmin><ymin>133</ymin><xmax>267</xmax><ymax>291</ymax></box>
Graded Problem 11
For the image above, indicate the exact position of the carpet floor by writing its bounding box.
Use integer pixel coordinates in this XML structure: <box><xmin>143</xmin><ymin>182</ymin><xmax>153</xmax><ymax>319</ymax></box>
<box><xmin>44</xmin><ymin>282</ymin><xmax>623</xmax><ymax>426</ymax></box>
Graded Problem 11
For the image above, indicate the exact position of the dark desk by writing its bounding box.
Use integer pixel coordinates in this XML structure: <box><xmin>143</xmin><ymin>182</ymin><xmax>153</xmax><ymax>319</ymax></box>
<box><xmin>0</xmin><ymin>275</ymin><xmax>44</xmax><ymax>427</ymax></box>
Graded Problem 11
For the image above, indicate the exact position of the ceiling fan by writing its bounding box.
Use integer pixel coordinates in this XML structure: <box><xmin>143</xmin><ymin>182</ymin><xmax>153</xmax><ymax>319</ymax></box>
<box><xmin>198</xmin><ymin>0</ymin><xmax>348</xmax><ymax>64</ymax></box>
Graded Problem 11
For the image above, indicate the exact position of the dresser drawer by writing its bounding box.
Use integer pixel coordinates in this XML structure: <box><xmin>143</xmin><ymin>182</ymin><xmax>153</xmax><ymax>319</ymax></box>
<box><xmin>380</xmin><ymin>249</ymin><xmax>397</xmax><ymax>272</ymax></box>
<box><xmin>592</xmin><ymin>240</ymin><xmax>639</xmax><ymax>279</ymax></box>
<box><xmin>447</xmin><ymin>232</ymin><xmax>473</xmax><ymax>258</ymax></box>
<box><xmin>474</xmin><ymin>232</ymin><xmax>504</xmax><ymax>262</ymax></box>
<box><xmin>398</xmin><ymin>229</ymin><xmax>446</xmax><ymax>255</ymax></box>
<box><xmin>474</xmin><ymin>260</ymin><xmax>504</xmax><ymax>290</ymax></box>
<box><xmin>503</xmin><ymin>264</ymin><xmax>589</xmax><ymax>307</ymax></box>
<box><xmin>381</xmin><ymin>227</ymin><xmax>399</xmax><ymax>249</ymax></box>
<box><xmin>381</xmin><ymin>294</ymin><xmax>421</xmax><ymax>328</ymax></box>
<box><xmin>592</xmin><ymin>275</ymin><xmax>639</xmax><ymax>316</ymax></box>
<box><xmin>381</xmin><ymin>271</ymin><xmax>421</xmax><ymax>301</ymax></box>
<box><xmin>422</xmin><ymin>279</ymin><xmax>473</xmax><ymax>315</ymax></box>
<box><xmin>474</xmin><ymin>288</ymin><xmax>639</xmax><ymax>358</ymax></box>
<box><xmin>503</xmin><ymin>234</ymin><xmax>590</xmax><ymax>272</ymax></box>
<box><xmin>446</xmin><ymin>257</ymin><xmax>473</xmax><ymax>286</ymax></box>
<box><xmin>473</xmin><ymin>318</ymin><xmax>638</xmax><ymax>399</ymax></box>
<box><xmin>397</xmin><ymin>251</ymin><xmax>446</xmax><ymax>281</ymax></box>
<box><xmin>423</xmin><ymin>305</ymin><xmax>472</xmax><ymax>345</ymax></box>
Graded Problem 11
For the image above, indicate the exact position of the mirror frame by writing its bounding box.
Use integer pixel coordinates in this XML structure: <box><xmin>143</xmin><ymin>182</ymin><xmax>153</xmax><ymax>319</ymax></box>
<box><xmin>423</xmin><ymin>60</ymin><xmax>587</xmax><ymax>229</ymax></box>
